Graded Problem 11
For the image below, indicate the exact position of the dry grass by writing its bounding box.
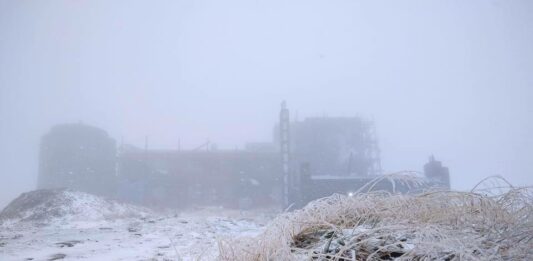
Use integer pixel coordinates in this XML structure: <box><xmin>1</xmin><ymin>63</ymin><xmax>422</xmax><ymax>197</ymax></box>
<box><xmin>218</xmin><ymin>174</ymin><xmax>532</xmax><ymax>260</ymax></box>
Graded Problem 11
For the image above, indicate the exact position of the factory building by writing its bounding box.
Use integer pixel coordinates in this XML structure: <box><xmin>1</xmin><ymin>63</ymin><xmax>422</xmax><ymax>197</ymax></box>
<box><xmin>116</xmin><ymin>147</ymin><xmax>281</xmax><ymax>208</ymax></box>
<box><xmin>37</xmin><ymin>103</ymin><xmax>450</xmax><ymax>209</ymax></box>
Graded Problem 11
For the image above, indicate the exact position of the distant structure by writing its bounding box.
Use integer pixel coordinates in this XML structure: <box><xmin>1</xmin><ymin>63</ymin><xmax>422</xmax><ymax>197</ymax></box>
<box><xmin>423</xmin><ymin>155</ymin><xmax>451</xmax><ymax>189</ymax></box>
<box><xmin>38</xmin><ymin>123</ymin><xmax>116</xmax><ymax>197</ymax></box>
<box><xmin>278</xmin><ymin>103</ymin><xmax>447</xmax><ymax>208</ymax></box>
<box><xmin>38</xmin><ymin>103</ymin><xmax>450</xmax><ymax>209</ymax></box>
<box><xmin>117</xmin><ymin>147</ymin><xmax>281</xmax><ymax>208</ymax></box>
<box><xmin>279</xmin><ymin>101</ymin><xmax>291</xmax><ymax>208</ymax></box>
<box><xmin>289</xmin><ymin>117</ymin><xmax>382</xmax><ymax>177</ymax></box>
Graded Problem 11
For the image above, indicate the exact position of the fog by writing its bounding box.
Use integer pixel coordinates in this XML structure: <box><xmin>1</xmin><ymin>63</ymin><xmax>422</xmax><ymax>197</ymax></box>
<box><xmin>1</xmin><ymin>0</ymin><xmax>532</xmax><ymax>209</ymax></box>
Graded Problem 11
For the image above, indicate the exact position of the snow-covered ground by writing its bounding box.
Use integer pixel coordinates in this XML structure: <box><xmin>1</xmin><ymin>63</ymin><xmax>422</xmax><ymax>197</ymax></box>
<box><xmin>0</xmin><ymin>211</ymin><xmax>267</xmax><ymax>261</ymax></box>
<box><xmin>0</xmin><ymin>190</ymin><xmax>272</xmax><ymax>261</ymax></box>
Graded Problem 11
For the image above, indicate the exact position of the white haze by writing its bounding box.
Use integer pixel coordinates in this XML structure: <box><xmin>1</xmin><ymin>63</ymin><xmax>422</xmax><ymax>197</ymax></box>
<box><xmin>0</xmin><ymin>0</ymin><xmax>532</xmax><ymax>208</ymax></box>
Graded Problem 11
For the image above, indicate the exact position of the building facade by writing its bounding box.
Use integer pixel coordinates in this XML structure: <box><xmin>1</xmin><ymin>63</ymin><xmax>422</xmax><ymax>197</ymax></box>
<box><xmin>38</xmin><ymin>106</ymin><xmax>450</xmax><ymax>209</ymax></box>
<box><xmin>38</xmin><ymin>123</ymin><xmax>116</xmax><ymax>197</ymax></box>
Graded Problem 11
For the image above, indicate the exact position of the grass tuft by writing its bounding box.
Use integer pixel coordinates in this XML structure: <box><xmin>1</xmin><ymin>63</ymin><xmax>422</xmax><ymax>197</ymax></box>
<box><xmin>219</xmin><ymin>173</ymin><xmax>532</xmax><ymax>260</ymax></box>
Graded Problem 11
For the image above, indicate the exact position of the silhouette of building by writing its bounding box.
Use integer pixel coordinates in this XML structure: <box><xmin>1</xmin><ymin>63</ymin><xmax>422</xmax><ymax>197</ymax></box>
<box><xmin>38</xmin><ymin>123</ymin><xmax>116</xmax><ymax>196</ymax></box>
<box><xmin>423</xmin><ymin>155</ymin><xmax>451</xmax><ymax>189</ymax></box>
<box><xmin>117</xmin><ymin>147</ymin><xmax>281</xmax><ymax>208</ymax></box>
<box><xmin>37</xmin><ymin>105</ymin><xmax>450</xmax><ymax>209</ymax></box>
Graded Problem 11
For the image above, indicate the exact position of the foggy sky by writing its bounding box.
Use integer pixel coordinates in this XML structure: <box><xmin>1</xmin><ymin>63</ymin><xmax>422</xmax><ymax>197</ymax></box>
<box><xmin>1</xmin><ymin>0</ymin><xmax>532</xmax><ymax>208</ymax></box>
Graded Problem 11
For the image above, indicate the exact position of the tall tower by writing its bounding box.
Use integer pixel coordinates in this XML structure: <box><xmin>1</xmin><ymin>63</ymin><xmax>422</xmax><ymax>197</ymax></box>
<box><xmin>279</xmin><ymin>101</ymin><xmax>291</xmax><ymax>208</ymax></box>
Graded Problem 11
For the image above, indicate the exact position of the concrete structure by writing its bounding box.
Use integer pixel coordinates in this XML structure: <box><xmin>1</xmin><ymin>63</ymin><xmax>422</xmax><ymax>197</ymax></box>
<box><xmin>38</xmin><ymin>104</ymin><xmax>450</xmax><ymax>209</ymax></box>
<box><xmin>117</xmin><ymin>147</ymin><xmax>281</xmax><ymax>208</ymax></box>
<box><xmin>38</xmin><ymin>123</ymin><xmax>116</xmax><ymax>197</ymax></box>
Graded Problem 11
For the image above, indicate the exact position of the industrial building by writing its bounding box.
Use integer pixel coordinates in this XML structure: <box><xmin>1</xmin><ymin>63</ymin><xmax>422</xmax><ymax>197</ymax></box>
<box><xmin>38</xmin><ymin>103</ymin><xmax>450</xmax><ymax>209</ymax></box>
<box><xmin>117</xmin><ymin>147</ymin><xmax>281</xmax><ymax>208</ymax></box>
<box><xmin>38</xmin><ymin>123</ymin><xmax>117</xmax><ymax>197</ymax></box>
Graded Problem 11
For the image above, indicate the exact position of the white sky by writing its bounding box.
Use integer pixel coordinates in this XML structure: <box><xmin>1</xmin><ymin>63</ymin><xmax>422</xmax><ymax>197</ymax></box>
<box><xmin>1</xmin><ymin>0</ymin><xmax>532</xmax><ymax>208</ymax></box>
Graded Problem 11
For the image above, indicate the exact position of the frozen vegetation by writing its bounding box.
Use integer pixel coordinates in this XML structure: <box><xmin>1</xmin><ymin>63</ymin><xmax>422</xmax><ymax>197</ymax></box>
<box><xmin>0</xmin><ymin>176</ymin><xmax>531</xmax><ymax>260</ymax></box>
<box><xmin>220</xmin><ymin>176</ymin><xmax>532</xmax><ymax>260</ymax></box>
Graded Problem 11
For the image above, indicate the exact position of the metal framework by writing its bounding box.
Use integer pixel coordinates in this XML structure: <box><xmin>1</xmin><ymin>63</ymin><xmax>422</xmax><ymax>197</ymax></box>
<box><xmin>279</xmin><ymin>101</ymin><xmax>291</xmax><ymax>208</ymax></box>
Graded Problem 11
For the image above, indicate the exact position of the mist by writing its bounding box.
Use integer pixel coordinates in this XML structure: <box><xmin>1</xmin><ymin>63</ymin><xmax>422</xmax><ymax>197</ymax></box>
<box><xmin>1</xmin><ymin>0</ymin><xmax>532</xmax><ymax>210</ymax></box>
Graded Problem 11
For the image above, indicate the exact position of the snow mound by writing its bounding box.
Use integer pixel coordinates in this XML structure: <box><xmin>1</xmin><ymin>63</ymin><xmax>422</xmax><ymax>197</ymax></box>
<box><xmin>0</xmin><ymin>189</ymin><xmax>152</xmax><ymax>227</ymax></box>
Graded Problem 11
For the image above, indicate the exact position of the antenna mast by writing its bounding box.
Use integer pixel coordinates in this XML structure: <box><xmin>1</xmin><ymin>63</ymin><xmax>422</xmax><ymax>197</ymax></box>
<box><xmin>280</xmin><ymin>101</ymin><xmax>291</xmax><ymax>208</ymax></box>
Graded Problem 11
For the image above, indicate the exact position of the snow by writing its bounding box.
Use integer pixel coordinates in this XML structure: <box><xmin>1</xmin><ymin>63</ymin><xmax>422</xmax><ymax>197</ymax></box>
<box><xmin>311</xmin><ymin>175</ymin><xmax>373</xmax><ymax>180</ymax></box>
<box><xmin>0</xmin><ymin>189</ymin><xmax>152</xmax><ymax>229</ymax></box>
<box><xmin>0</xmin><ymin>211</ymin><xmax>266</xmax><ymax>260</ymax></box>
<box><xmin>0</xmin><ymin>190</ymin><xmax>271</xmax><ymax>261</ymax></box>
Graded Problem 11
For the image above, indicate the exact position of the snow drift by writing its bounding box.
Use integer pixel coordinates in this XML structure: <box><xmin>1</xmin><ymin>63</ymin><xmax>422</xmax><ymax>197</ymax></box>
<box><xmin>0</xmin><ymin>190</ymin><xmax>266</xmax><ymax>261</ymax></box>
<box><xmin>0</xmin><ymin>189</ymin><xmax>151</xmax><ymax>227</ymax></box>
<box><xmin>219</xmin><ymin>175</ymin><xmax>532</xmax><ymax>260</ymax></box>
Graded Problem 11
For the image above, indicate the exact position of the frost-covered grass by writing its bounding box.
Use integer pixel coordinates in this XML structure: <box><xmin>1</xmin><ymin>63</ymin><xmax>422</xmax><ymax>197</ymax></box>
<box><xmin>219</xmin><ymin>174</ymin><xmax>532</xmax><ymax>260</ymax></box>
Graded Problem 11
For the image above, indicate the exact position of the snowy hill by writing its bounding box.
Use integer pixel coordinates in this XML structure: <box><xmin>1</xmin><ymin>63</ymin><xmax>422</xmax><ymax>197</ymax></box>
<box><xmin>0</xmin><ymin>189</ymin><xmax>268</xmax><ymax>260</ymax></box>
<box><xmin>0</xmin><ymin>189</ymin><xmax>152</xmax><ymax>228</ymax></box>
